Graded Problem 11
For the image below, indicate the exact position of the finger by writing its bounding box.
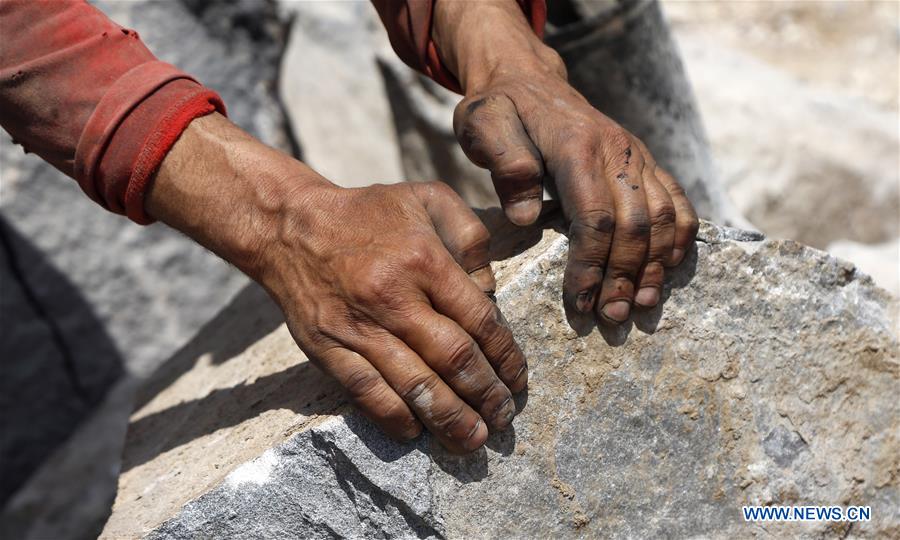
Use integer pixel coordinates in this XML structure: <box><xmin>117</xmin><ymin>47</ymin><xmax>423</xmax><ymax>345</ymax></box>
<box><xmin>385</xmin><ymin>304</ymin><xmax>516</xmax><ymax>431</ymax></box>
<box><xmin>554</xmin><ymin>152</ymin><xmax>615</xmax><ymax>325</ymax></box>
<box><xmin>426</xmin><ymin>255</ymin><xmax>528</xmax><ymax>393</ymax></box>
<box><xmin>655</xmin><ymin>167</ymin><xmax>699</xmax><ymax>267</ymax></box>
<box><xmin>318</xmin><ymin>347</ymin><xmax>422</xmax><ymax>441</ymax></box>
<box><xmin>454</xmin><ymin>94</ymin><xmax>544</xmax><ymax>226</ymax></box>
<box><xmin>351</xmin><ymin>331</ymin><xmax>488</xmax><ymax>453</ymax></box>
<box><xmin>634</xmin><ymin>169</ymin><xmax>676</xmax><ymax>308</ymax></box>
<box><xmin>595</xmin><ymin>136</ymin><xmax>651</xmax><ymax>325</ymax></box>
<box><xmin>411</xmin><ymin>181</ymin><xmax>495</xmax><ymax>294</ymax></box>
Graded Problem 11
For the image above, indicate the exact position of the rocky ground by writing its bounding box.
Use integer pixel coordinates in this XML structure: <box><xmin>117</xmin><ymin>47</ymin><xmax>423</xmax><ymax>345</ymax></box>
<box><xmin>100</xmin><ymin>219</ymin><xmax>898</xmax><ymax>539</ymax></box>
<box><xmin>1</xmin><ymin>1</ymin><xmax>897</xmax><ymax>539</ymax></box>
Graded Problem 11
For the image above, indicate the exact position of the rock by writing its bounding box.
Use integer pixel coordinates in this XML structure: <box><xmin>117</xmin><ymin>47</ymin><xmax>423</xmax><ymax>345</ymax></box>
<box><xmin>102</xmin><ymin>218</ymin><xmax>898</xmax><ymax>538</ymax></box>
<box><xmin>668</xmin><ymin>7</ymin><xmax>899</xmax><ymax>251</ymax></box>
<box><xmin>0</xmin><ymin>0</ymin><xmax>292</xmax><ymax>536</ymax></box>
<box><xmin>828</xmin><ymin>238</ymin><xmax>900</xmax><ymax>297</ymax></box>
<box><xmin>0</xmin><ymin>218</ymin><xmax>123</xmax><ymax>504</ymax></box>
<box><xmin>276</xmin><ymin>1</ymin><xmax>501</xmax><ymax>208</ymax></box>
<box><xmin>277</xmin><ymin>2</ymin><xmax>405</xmax><ymax>187</ymax></box>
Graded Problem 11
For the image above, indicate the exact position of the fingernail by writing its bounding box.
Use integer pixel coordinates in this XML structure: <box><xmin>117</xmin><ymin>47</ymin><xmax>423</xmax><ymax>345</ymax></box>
<box><xmin>670</xmin><ymin>248</ymin><xmax>685</xmax><ymax>266</ymax></box>
<box><xmin>464</xmin><ymin>419</ymin><xmax>488</xmax><ymax>451</ymax></box>
<box><xmin>505</xmin><ymin>199</ymin><xmax>542</xmax><ymax>226</ymax></box>
<box><xmin>470</xmin><ymin>266</ymin><xmax>497</xmax><ymax>294</ymax></box>
<box><xmin>601</xmin><ymin>300</ymin><xmax>631</xmax><ymax>323</ymax></box>
<box><xmin>635</xmin><ymin>287</ymin><xmax>660</xmax><ymax>307</ymax></box>
<box><xmin>513</xmin><ymin>364</ymin><xmax>528</xmax><ymax>385</ymax></box>
<box><xmin>576</xmin><ymin>289</ymin><xmax>596</xmax><ymax>313</ymax></box>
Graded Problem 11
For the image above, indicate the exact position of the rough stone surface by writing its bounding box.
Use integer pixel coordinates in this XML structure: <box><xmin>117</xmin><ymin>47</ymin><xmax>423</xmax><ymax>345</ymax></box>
<box><xmin>0</xmin><ymin>0</ymin><xmax>291</xmax><ymax>535</ymax></box>
<box><xmin>103</xmin><ymin>219</ymin><xmax>898</xmax><ymax>539</ymax></box>
<box><xmin>0</xmin><ymin>218</ymin><xmax>123</xmax><ymax>503</ymax></box>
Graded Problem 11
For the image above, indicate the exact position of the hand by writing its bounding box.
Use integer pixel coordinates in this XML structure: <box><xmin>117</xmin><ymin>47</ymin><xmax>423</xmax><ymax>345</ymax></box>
<box><xmin>147</xmin><ymin>113</ymin><xmax>527</xmax><ymax>453</ymax></box>
<box><xmin>434</xmin><ymin>2</ymin><xmax>699</xmax><ymax>328</ymax></box>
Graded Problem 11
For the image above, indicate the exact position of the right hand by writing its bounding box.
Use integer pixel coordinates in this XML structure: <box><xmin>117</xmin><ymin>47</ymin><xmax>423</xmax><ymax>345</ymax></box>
<box><xmin>146</xmin><ymin>113</ymin><xmax>526</xmax><ymax>453</ymax></box>
<box><xmin>259</xmin><ymin>181</ymin><xmax>527</xmax><ymax>453</ymax></box>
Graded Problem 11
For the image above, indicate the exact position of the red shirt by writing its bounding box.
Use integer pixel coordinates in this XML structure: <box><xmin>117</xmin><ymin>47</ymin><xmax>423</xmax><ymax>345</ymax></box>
<box><xmin>0</xmin><ymin>0</ymin><xmax>545</xmax><ymax>224</ymax></box>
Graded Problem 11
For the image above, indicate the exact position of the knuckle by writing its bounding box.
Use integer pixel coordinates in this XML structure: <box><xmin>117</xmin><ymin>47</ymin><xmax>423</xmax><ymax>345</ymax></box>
<box><xmin>455</xmin><ymin>220</ymin><xmax>490</xmax><ymax>250</ymax></box>
<box><xmin>456</xmin><ymin>95</ymin><xmax>501</xmax><ymax>129</ymax></box>
<box><xmin>471</xmin><ymin>304</ymin><xmax>521</xmax><ymax>367</ymax></box>
<box><xmin>602</xmin><ymin>128</ymin><xmax>632</xmax><ymax>154</ymax></box>
<box><xmin>399</xmin><ymin>372</ymin><xmax>440</xmax><ymax>405</ymax></box>
<box><xmin>423</xmin><ymin>180</ymin><xmax>455</xmax><ymax>198</ymax></box>
<box><xmin>430</xmin><ymin>401</ymin><xmax>469</xmax><ymax>434</ymax></box>
<box><xmin>618</xmin><ymin>214</ymin><xmax>652</xmax><ymax>241</ymax></box>
<box><xmin>480</xmin><ymin>380</ymin><xmax>511</xmax><ymax>409</ymax></box>
<box><xmin>472</xmin><ymin>300</ymin><xmax>504</xmax><ymax>338</ymax></box>
<box><xmin>572</xmin><ymin>208</ymin><xmax>616</xmax><ymax>237</ymax></box>
<box><xmin>400</xmin><ymin>237</ymin><xmax>436</xmax><ymax>270</ymax></box>
<box><xmin>357</xmin><ymin>269</ymin><xmax>396</xmax><ymax>303</ymax></box>
<box><xmin>343</xmin><ymin>367</ymin><xmax>383</xmax><ymax>401</ymax></box>
<box><xmin>443</xmin><ymin>339</ymin><xmax>480</xmax><ymax>377</ymax></box>
<box><xmin>650</xmin><ymin>205</ymin><xmax>677</xmax><ymax>231</ymax></box>
<box><xmin>668</xmin><ymin>183</ymin><xmax>688</xmax><ymax>200</ymax></box>
<box><xmin>538</xmin><ymin>48</ymin><xmax>568</xmax><ymax>79</ymax></box>
<box><xmin>493</xmin><ymin>155</ymin><xmax>543</xmax><ymax>182</ymax></box>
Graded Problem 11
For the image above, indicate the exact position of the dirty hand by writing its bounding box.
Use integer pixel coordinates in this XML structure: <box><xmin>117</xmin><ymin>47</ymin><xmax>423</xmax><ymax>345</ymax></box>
<box><xmin>147</xmin><ymin>113</ymin><xmax>526</xmax><ymax>453</ymax></box>
<box><xmin>434</xmin><ymin>1</ymin><xmax>699</xmax><ymax>327</ymax></box>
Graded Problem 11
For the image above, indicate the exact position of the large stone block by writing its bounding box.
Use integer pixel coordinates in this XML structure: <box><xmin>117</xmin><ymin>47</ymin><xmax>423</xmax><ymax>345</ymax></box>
<box><xmin>0</xmin><ymin>0</ymin><xmax>291</xmax><ymax>534</ymax></box>
<box><xmin>102</xmin><ymin>218</ymin><xmax>897</xmax><ymax>538</ymax></box>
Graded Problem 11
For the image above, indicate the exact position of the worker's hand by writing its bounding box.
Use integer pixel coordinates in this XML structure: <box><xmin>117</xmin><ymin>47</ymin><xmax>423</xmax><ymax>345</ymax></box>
<box><xmin>260</xmin><ymin>181</ymin><xmax>527</xmax><ymax>452</ymax></box>
<box><xmin>147</xmin><ymin>113</ymin><xmax>526</xmax><ymax>453</ymax></box>
<box><xmin>434</xmin><ymin>2</ymin><xmax>699</xmax><ymax>328</ymax></box>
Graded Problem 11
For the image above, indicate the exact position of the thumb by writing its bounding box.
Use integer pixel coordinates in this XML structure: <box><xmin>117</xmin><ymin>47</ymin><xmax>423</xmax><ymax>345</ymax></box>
<box><xmin>411</xmin><ymin>181</ymin><xmax>496</xmax><ymax>295</ymax></box>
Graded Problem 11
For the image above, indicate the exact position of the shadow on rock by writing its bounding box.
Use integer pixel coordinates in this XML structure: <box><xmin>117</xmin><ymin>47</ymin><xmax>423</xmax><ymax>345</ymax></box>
<box><xmin>343</xmin><ymin>413</ymin><xmax>420</xmax><ymax>464</ymax></box>
<box><xmin>134</xmin><ymin>282</ymin><xmax>284</xmax><ymax>410</ymax></box>
<box><xmin>476</xmin><ymin>203</ymin><xmax>563</xmax><ymax>262</ymax></box>
<box><xmin>0</xmin><ymin>216</ymin><xmax>124</xmax><ymax>504</ymax></box>
<box><xmin>122</xmin><ymin>359</ymin><xmax>344</xmax><ymax>473</ymax></box>
<box><xmin>599</xmin><ymin>241</ymin><xmax>699</xmax><ymax>346</ymax></box>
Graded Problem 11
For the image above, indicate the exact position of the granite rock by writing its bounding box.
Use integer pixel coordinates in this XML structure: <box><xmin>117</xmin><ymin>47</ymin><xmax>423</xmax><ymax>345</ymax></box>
<box><xmin>0</xmin><ymin>0</ymin><xmax>291</xmax><ymax>535</ymax></box>
<box><xmin>102</xmin><ymin>219</ymin><xmax>898</xmax><ymax>539</ymax></box>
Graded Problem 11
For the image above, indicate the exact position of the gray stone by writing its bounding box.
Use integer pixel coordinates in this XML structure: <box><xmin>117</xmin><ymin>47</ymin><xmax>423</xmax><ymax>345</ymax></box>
<box><xmin>102</xmin><ymin>219</ymin><xmax>898</xmax><ymax>538</ymax></box>
<box><xmin>0</xmin><ymin>0</ymin><xmax>292</xmax><ymax>535</ymax></box>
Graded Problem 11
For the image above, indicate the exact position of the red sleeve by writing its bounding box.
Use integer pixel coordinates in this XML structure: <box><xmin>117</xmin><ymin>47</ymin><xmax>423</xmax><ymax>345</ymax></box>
<box><xmin>0</xmin><ymin>0</ymin><xmax>226</xmax><ymax>224</ymax></box>
<box><xmin>371</xmin><ymin>0</ymin><xmax>547</xmax><ymax>94</ymax></box>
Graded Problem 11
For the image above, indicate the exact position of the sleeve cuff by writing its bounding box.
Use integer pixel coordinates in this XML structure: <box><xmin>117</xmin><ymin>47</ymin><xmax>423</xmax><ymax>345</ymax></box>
<box><xmin>74</xmin><ymin>61</ymin><xmax>225</xmax><ymax>224</ymax></box>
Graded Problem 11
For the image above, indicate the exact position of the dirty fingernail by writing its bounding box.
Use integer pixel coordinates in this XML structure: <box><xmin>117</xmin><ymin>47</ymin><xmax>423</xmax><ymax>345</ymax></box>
<box><xmin>469</xmin><ymin>266</ymin><xmax>496</xmax><ymax>294</ymax></box>
<box><xmin>464</xmin><ymin>419</ymin><xmax>488</xmax><ymax>451</ymax></box>
<box><xmin>670</xmin><ymin>248</ymin><xmax>685</xmax><ymax>266</ymax></box>
<box><xmin>635</xmin><ymin>287</ymin><xmax>660</xmax><ymax>307</ymax></box>
<box><xmin>601</xmin><ymin>300</ymin><xmax>631</xmax><ymax>323</ymax></box>
<box><xmin>504</xmin><ymin>199</ymin><xmax>542</xmax><ymax>226</ymax></box>
<box><xmin>509</xmin><ymin>364</ymin><xmax>528</xmax><ymax>394</ymax></box>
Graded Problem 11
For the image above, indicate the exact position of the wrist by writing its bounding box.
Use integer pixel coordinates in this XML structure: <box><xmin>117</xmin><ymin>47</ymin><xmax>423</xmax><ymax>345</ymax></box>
<box><xmin>432</xmin><ymin>1</ymin><xmax>564</xmax><ymax>94</ymax></box>
<box><xmin>145</xmin><ymin>113</ymin><xmax>334</xmax><ymax>281</ymax></box>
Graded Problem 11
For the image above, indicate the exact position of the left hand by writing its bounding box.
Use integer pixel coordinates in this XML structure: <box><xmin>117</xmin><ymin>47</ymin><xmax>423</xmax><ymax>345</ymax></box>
<box><xmin>433</xmin><ymin>1</ymin><xmax>699</xmax><ymax>328</ymax></box>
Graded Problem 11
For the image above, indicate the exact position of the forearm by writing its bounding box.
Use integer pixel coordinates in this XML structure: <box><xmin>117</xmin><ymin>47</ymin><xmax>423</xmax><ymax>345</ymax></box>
<box><xmin>432</xmin><ymin>1</ymin><xmax>564</xmax><ymax>94</ymax></box>
<box><xmin>145</xmin><ymin>113</ymin><xmax>331</xmax><ymax>281</ymax></box>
